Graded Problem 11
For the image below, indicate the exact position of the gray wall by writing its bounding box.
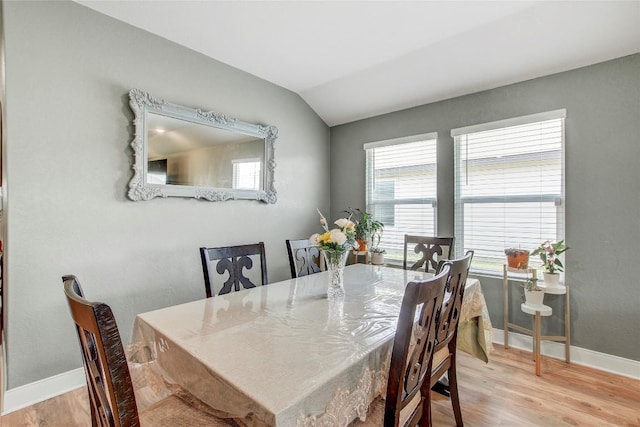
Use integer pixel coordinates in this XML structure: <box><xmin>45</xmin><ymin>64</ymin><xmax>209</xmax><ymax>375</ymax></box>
<box><xmin>331</xmin><ymin>54</ymin><xmax>640</xmax><ymax>361</ymax></box>
<box><xmin>3</xmin><ymin>1</ymin><xmax>330</xmax><ymax>388</ymax></box>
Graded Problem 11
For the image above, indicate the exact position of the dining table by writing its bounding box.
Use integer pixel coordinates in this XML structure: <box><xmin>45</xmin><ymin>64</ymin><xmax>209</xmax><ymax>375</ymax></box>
<box><xmin>127</xmin><ymin>264</ymin><xmax>493</xmax><ymax>427</ymax></box>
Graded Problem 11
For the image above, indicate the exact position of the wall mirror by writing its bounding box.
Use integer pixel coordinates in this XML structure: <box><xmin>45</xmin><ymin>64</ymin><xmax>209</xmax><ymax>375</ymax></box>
<box><xmin>128</xmin><ymin>89</ymin><xmax>278</xmax><ymax>203</ymax></box>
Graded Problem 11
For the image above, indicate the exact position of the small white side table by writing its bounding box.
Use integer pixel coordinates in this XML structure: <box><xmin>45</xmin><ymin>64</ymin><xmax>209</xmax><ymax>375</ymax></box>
<box><xmin>503</xmin><ymin>265</ymin><xmax>571</xmax><ymax>376</ymax></box>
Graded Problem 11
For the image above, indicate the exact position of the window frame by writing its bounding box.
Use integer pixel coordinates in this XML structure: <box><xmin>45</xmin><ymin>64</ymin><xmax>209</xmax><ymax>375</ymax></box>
<box><xmin>364</xmin><ymin>132</ymin><xmax>439</xmax><ymax>265</ymax></box>
<box><xmin>452</xmin><ymin>110</ymin><xmax>566</xmax><ymax>276</ymax></box>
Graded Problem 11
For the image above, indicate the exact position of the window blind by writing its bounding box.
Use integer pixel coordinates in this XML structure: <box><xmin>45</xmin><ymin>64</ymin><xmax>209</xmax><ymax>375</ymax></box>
<box><xmin>452</xmin><ymin>111</ymin><xmax>565</xmax><ymax>275</ymax></box>
<box><xmin>364</xmin><ymin>133</ymin><xmax>438</xmax><ymax>264</ymax></box>
<box><xmin>232</xmin><ymin>159</ymin><xmax>261</xmax><ymax>190</ymax></box>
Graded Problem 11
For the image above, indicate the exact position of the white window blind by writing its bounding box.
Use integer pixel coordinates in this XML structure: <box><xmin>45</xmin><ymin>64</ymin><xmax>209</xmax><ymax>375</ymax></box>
<box><xmin>365</xmin><ymin>133</ymin><xmax>438</xmax><ymax>264</ymax></box>
<box><xmin>453</xmin><ymin>110</ymin><xmax>566</xmax><ymax>275</ymax></box>
<box><xmin>232</xmin><ymin>159</ymin><xmax>261</xmax><ymax>190</ymax></box>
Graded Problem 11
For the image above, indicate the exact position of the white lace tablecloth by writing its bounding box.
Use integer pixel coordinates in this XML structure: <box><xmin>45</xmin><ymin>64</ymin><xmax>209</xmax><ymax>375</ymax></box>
<box><xmin>128</xmin><ymin>265</ymin><xmax>491</xmax><ymax>427</ymax></box>
<box><xmin>457</xmin><ymin>277</ymin><xmax>494</xmax><ymax>362</ymax></box>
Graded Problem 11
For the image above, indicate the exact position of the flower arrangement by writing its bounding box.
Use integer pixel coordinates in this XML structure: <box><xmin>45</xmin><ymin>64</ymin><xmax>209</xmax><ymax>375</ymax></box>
<box><xmin>310</xmin><ymin>209</ymin><xmax>357</xmax><ymax>297</ymax></box>
<box><xmin>531</xmin><ymin>240</ymin><xmax>569</xmax><ymax>274</ymax></box>
<box><xmin>309</xmin><ymin>209</ymin><xmax>357</xmax><ymax>256</ymax></box>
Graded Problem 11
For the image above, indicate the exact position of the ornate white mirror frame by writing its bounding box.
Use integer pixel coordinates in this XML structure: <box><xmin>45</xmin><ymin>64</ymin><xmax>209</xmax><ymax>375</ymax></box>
<box><xmin>127</xmin><ymin>89</ymin><xmax>278</xmax><ymax>203</ymax></box>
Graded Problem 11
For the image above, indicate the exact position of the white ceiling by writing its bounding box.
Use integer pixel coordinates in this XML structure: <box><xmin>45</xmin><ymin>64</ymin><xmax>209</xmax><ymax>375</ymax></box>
<box><xmin>76</xmin><ymin>1</ymin><xmax>640</xmax><ymax>126</ymax></box>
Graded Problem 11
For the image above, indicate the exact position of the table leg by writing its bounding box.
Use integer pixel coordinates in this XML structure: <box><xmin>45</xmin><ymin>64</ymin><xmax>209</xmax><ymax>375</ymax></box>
<box><xmin>535</xmin><ymin>311</ymin><xmax>541</xmax><ymax>376</ymax></box>
<box><xmin>503</xmin><ymin>266</ymin><xmax>509</xmax><ymax>349</ymax></box>
<box><xmin>565</xmin><ymin>288</ymin><xmax>571</xmax><ymax>363</ymax></box>
<box><xmin>531</xmin><ymin>314</ymin><xmax>536</xmax><ymax>361</ymax></box>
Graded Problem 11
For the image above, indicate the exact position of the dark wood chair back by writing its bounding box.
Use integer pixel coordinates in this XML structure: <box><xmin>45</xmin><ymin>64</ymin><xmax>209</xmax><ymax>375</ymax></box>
<box><xmin>199</xmin><ymin>242</ymin><xmax>267</xmax><ymax>297</ymax></box>
<box><xmin>62</xmin><ymin>275</ymin><xmax>139</xmax><ymax>427</ymax></box>
<box><xmin>285</xmin><ymin>239</ymin><xmax>323</xmax><ymax>278</ymax></box>
<box><xmin>63</xmin><ymin>276</ymin><xmax>234</xmax><ymax>427</ymax></box>
<box><xmin>403</xmin><ymin>235</ymin><xmax>454</xmax><ymax>272</ymax></box>
<box><xmin>384</xmin><ymin>264</ymin><xmax>450</xmax><ymax>427</ymax></box>
<box><xmin>434</xmin><ymin>250</ymin><xmax>473</xmax><ymax>350</ymax></box>
<box><xmin>427</xmin><ymin>250</ymin><xmax>474</xmax><ymax>427</ymax></box>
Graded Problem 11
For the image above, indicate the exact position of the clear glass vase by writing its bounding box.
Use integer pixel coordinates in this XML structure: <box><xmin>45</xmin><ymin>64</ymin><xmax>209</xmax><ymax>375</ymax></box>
<box><xmin>323</xmin><ymin>250</ymin><xmax>348</xmax><ymax>298</ymax></box>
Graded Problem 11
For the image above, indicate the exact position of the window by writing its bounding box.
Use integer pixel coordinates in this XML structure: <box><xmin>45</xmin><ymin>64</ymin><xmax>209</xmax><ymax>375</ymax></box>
<box><xmin>452</xmin><ymin>110</ymin><xmax>566</xmax><ymax>275</ymax></box>
<box><xmin>365</xmin><ymin>133</ymin><xmax>438</xmax><ymax>264</ymax></box>
<box><xmin>232</xmin><ymin>159</ymin><xmax>261</xmax><ymax>190</ymax></box>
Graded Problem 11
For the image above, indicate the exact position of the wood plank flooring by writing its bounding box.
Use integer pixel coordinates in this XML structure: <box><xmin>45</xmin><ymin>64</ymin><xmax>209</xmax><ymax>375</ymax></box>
<box><xmin>2</xmin><ymin>345</ymin><xmax>639</xmax><ymax>426</ymax></box>
<box><xmin>431</xmin><ymin>347</ymin><xmax>639</xmax><ymax>426</ymax></box>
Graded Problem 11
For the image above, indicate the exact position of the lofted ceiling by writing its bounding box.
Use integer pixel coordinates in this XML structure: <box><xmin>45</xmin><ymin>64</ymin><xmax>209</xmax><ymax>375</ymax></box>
<box><xmin>76</xmin><ymin>1</ymin><xmax>640</xmax><ymax>126</ymax></box>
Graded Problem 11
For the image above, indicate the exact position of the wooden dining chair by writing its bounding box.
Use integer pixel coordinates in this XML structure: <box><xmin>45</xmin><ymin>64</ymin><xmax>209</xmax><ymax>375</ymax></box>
<box><xmin>199</xmin><ymin>242</ymin><xmax>267</xmax><ymax>298</ymax></box>
<box><xmin>425</xmin><ymin>250</ymin><xmax>474</xmax><ymax>427</ymax></box>
<box><xmin>61</xmin><ymin>275</ymin><xmax>235</xmax><ymax>427</ymax></box>
<box><xmin>354</xmin><ymin>264</ymin><xmax>450</xmax><ymax>427</ymax></box>
<box><xmin>285</xmin><ymin>239</ymin><xmax>323</xmax><ymax>278</ymax></box>
<box><xmin>403</xmin><ymin>235</ymin><xmax>454</xmax><ymax>272</ymax></box>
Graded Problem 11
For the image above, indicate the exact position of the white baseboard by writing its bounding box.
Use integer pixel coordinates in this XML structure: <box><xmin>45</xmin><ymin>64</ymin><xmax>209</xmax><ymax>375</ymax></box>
<box><xmin>2</xmin><ymin>368</ymin><xmax>85</xmax><ymax>415</ymax></box>
<box><xmin>2</xmin><ymin>333</ymin><xmax>639</xmax><ymax>414</ymax></box>
<box><xmin>493</xmin><ymin>328</ymin><xmax>640</xmax><ymax>380</ymax></box>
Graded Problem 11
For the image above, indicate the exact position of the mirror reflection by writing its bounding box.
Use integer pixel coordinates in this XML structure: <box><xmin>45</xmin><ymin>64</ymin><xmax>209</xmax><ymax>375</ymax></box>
<box><xmin>146</xmin><ymin>113</ymin><xmax>265</xmax><ymax>191</ymax></box>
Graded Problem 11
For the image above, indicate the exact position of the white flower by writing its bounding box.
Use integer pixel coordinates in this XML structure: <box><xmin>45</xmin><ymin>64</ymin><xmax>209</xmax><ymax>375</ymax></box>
<box><xmin>334</xmin><ymin>218</ymin><xmax>350</xmax><ymax>228</ymax></box>
<box><xmin>309</xmin><ymin>233</ymin><xmax>320</xmax><ymax>245</ymax></box>
<box><xmin>330</xmin><ymin>229</ymin><xmax>347</xmax><ymax>245</ymax></box>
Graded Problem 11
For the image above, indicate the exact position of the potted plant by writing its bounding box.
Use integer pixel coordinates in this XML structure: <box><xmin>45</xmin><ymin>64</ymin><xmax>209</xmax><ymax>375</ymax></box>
<box><xmin>371</xmin><ymin>247</ymin><xmax>386</xmax><ymax>265</ymax></box>
<box><xmin>370</xmin><ymin>226</ymin><xmax>386</xmax><ymax>265</ymax></box>
<box><xmin>521</xmin><ymin>272</ymin><xmax>544</xmax><ymax>306</ymax></box>
<box><xmin>504</xmin><ymin>248</ymin><xmax>530</xmax><ymax>269</ymax></box>
<box><xmin>531</xmin><ymin>240</ymin><xmax>569</xmax><ymax>287</ymax></box>
<box><xmin>344</xmin><ymin>208</ymin><xmax>383</xmax><ymax>251</ymax></box>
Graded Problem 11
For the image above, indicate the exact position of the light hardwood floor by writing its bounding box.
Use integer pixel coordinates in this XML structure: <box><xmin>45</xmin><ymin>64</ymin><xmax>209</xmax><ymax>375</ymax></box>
<box><xmin>2</xmin><ymin>346</ymin><xmax>639</xmax><ymax>426</ymax></box>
